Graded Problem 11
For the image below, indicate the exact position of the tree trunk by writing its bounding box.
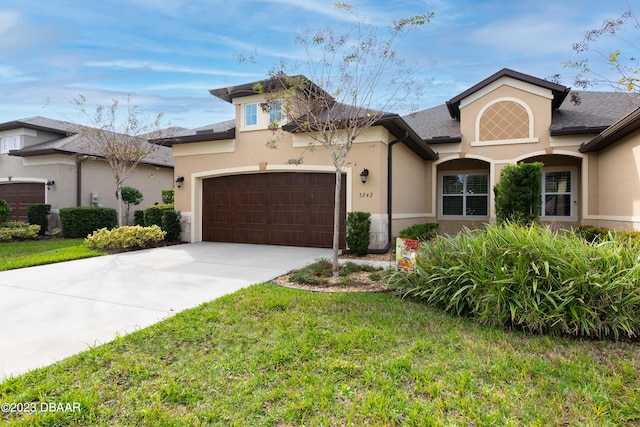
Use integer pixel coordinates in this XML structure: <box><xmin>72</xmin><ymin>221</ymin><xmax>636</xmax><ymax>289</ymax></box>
<box><xmin>116</xmin><ymin>185</ymin><xmax>124</xmax><ymax>227</ymax></box>
<box><xmin>332</xmin><ymin>169</ymin><xmax>342</xmax><ymax>277</ymax></box>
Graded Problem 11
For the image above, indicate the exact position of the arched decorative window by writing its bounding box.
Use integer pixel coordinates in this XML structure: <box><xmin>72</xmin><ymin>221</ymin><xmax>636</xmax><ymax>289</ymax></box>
<box><xmin>474</xmin><ymin>98</ymin><xmax>536</xmax><ymax>145</ymax></box>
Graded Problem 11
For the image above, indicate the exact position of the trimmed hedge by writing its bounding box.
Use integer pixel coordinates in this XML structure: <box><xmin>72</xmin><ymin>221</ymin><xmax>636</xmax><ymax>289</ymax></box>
<box><xmin>143</xmin><ymin>204</ymin><xmax>174</xmax><ymax>228</ymax></box>
<box><xmin>398</xmin><ymin>223</ymin><xmax>439</xmax><ymax>241</ymax></box>
<box><xmin>85</xmin><ymin>225</ymin><xmax>166</xmax><ymax>250</ymax></box>
<box><xmin>27</xmin><ymin>203</ymin><xmax>51</xmax><ymax>236</ymax></box>
<box><xmin>346</xmin><ymin>211</ymin><xmax>371</xmax><ymax>256</ymax></box>
<box><xmin>0</xmin><ymin>222</ymin><xmax>40</xmax><ymax>241</ymax></box>
<box><xmin>162</xmin><ymin>189</ymin><xmax>174</xmax><ymax>204</ymax></box>
<box><xmin>59</xmin><ymin>207</ymin><xmax>118</xmax><ymax>238</ymax></box>
<box><xmin>162</xmin><ymin>210</ymin><xmax>182</xmax><ymax>242</ymax></box>
<box><xmin>133</xmin><ymin>210</ymin><xmax>145</xmax><ymax>226</ymax></box>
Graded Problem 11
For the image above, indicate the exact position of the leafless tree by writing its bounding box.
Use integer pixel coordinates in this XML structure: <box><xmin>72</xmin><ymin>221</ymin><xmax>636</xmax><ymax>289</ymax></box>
<box><xmin>247</xmin><ymin>3</ymin><xmax>433</xmax><ymax>275</ymax></box>
<box><xmin>71</xmin><ymin>95</ymin><xmax>167</xmax><ymax>227</ymax></box>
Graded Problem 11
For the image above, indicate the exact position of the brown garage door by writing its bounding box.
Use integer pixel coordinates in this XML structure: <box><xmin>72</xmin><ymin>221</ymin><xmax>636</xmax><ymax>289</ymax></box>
<box><xmin>202</xmin><ymin>172</ymin><xmax>346</xmax><ymax>248</ymax></box>
<box><xmin>0</xmin><ymin>182</ymin><xmax>46</xmax><ymax>222</ymax></box>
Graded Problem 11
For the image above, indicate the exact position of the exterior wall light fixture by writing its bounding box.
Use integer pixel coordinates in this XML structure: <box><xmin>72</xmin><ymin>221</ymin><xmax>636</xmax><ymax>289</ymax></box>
<box><xmin>360</xmin><ymin>169</ymin><xmax>369</xmax><ymax>184</ymax></box>
<box><xmin>46</xmin><ymin>180</ymin><xmax>55</xmax><ymax>190</ymax></box>
<box><xmin>175</xmin><ymin>176</ymin><xmax>185</xmax><ymax>189</ymax></box>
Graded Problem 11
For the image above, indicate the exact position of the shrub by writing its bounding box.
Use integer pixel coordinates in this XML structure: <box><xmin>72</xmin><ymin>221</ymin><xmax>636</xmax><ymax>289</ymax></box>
<box><xmin>59</xmin><ymin>207</ymin><xmax>118</xmax><ymax>238</ymax></box>
<box><xmin>143</xmin><ymin>204</ymin><xmax>174</xmax><ymax>228</ymax></box>
<box><xmin>162</xmin><ymin>210</ymin><xmax>182</xmax><ymax>241</ymax></box>
<box><xmin>575</xmin><ymin>225</ymin><xmax>640</xmax><ymax>246</ymax></box>
<box><xmin>346</xmin><ymin>211</ymin><xmax>371</xmax><ymax>256</ymax></box>
<box><xmin>162</xmin><ymin>189</ymin><xmax>174</xmax><ymax>204</ymax></box>
<box><xmin>494</xmin><ymin>162</ymin><xmax>543</xmax><ymax>224</ymax></box>
<box><xmin>398</xmin><ymin>223</ymin><xmax>439</xmax><ymax>241</ymax></box>
<box><xmin>0</xmin><ymin>199</ymin><xmax>11</xmax><ymax>223</ymax></box>
<box><xmin>0</xmin><ymin>222</ymin><xmax>40</xmax><ymax>241</ymax></box>
<box><xmin>387</xmin><ymin>222</ymin><xmax>640</xmax><ymax>340</ymax></box>
<box><xmin>121</xmin><ymin>186</ymin><xmax>143</xmax><ymax>225</ymax></box>
<box><xmin>85</xmin><ymin>225</ymin><xmax>167</xmax><ymax>250</ymax></box>
<box><xmin>27</xmin><ymin>203</ymin><xmax>51</xmax><ymax>236</ymax></box>
<box><xmin>133</xmin><ymin>210</ymin><xmax>145</xmax><ymax>226</ymax></box>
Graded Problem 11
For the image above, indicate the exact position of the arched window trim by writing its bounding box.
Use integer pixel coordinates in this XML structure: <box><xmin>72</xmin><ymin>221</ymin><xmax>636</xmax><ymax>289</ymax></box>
<box><xmin>472</xmin><ymin>97</ymin><xmax>538</xmax><ymax>146</ymax></box>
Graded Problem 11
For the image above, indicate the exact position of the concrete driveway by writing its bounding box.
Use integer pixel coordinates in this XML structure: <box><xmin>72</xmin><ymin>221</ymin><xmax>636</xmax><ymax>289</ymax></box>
<box><xmin>0</xmin><ymin>242</ymin><xmax>331</xmax><ymax>380</ymax></box>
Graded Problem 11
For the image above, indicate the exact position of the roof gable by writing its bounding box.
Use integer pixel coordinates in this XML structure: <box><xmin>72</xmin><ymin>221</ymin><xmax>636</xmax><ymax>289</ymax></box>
<box><xmin>445</xmin><ymin>68</ymin><xmax>570</xmax><ymax>120</ymax></box>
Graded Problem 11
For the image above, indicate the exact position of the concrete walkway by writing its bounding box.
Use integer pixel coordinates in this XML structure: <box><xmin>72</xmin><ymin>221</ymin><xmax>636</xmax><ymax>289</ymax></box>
<box><xmin>0</xmin><ymin>242</ymin><xmax>332</xmax><ymax>380</ymax></box>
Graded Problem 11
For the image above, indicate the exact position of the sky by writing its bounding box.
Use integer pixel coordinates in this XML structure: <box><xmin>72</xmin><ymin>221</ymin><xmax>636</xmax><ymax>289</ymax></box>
<box><xmin>0</xmin><ymin>0</ymin><xmax>636</xmax><ymax>130</ymax></box>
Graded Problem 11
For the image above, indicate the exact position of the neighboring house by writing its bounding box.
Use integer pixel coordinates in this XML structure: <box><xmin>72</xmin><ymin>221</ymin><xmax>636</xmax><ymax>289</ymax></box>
<box><xmin>155</xmin><ymin>68</ymin><xmax>640</xmax><ymax>249</ymax></box>
<box><xmin>0</xmin><ymin>116</ymin><xmax>175</xmax><ymax>227</ymax></box>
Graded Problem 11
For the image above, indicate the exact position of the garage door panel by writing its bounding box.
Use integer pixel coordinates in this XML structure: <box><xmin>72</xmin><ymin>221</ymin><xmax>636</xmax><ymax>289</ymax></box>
<box><xmin>269</xmin><ymin>229</ymin><xmax>307</xmax><ymax>246</ymax></box>
<box><xmin>0</xmin><ymin>183</ymin><xmax>45</xmax><ymax>222</ymax></box>
<box><xmin>202</xmin><ymin>172</ymin><xmax>345</xmax><ymax>248</ymax></box>
<box><xmin>270</xmin><ymin>191</ymin><xmax>306</xmax><ymax>206</ymax></box>
<box><xmin>236</xmin><ymin>210</ymin><xmax>268</xmax><ymax>225</ymax></box>
<box><xmin>234</xmin><ymin>191</ymin><xmax>267</xmax><ymax>206</ymax></box>
<box><xmin>269</xmin><ymin>209</ymin><xmax>307</xmax><ymax>226</ymax></box>
<box><xmin>236</xmin><ymin>227</ymin><xmax>268</xmax><ymax>244</ymax></box>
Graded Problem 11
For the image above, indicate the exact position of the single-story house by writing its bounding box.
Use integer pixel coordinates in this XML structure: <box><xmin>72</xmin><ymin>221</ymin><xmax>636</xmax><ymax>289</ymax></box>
<box><xmin>154</xmin><ymin>68</ymin><xmax>640</xmax><ymax>249</ymax></box>
<box><xmin>0</xmin><ymin>116</ymin><xmax>175</xmax><ymax>226</ymax></box>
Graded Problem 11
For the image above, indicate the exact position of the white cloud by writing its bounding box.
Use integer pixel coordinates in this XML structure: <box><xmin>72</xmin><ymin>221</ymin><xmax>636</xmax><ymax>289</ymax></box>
<box><xmin>84</xmin><ymin>60</ymin><xmax>259</xmax><ymax>78</ymax></box>
<box><xmin>0</xmin><ymin>10</ymin><xmax>22</xmax><ymax>35</ymax></box>
<box><xmin>0</xmin><ymin>65</ymin><xmax>34</xmax><ymax>83</ymax></box>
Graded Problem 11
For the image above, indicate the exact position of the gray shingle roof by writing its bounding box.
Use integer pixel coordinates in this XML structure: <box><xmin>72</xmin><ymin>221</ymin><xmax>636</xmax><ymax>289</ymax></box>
<box><xmin>166</xmin><ymin>119</ymin><xmax>236</xmax><ymax>138</ymax></box>
<box><xmin>551</xmin><ymin>91</ymin><xmax>640</xmax><ymax>133</ymax></box>
<box><xmin>404</xmin><ymin>90</ymin><xmax>640</xmax><ymax>142</ymax></box>
<box><xmin>5</xmin><ymin>116</ymin><xmax>173</xmax><ymax>168</ymax></box>
<box><xmin>403</xmin><ymin>105</ymin><xmax>461</xmax><ymax>143</ymax></box>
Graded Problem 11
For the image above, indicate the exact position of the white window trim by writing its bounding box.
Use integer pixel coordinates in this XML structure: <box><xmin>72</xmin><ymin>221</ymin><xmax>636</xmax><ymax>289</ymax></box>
<box><xmin>472</xmin><ymin>97</ymin><xmax>538</xmax><ymax>147</ymax></box>
<box><xmin>12</xmin><ymin>136</ymin><xmax>20</xmax><ymax>150</ymax></box>
<box><xmin>439</xmin><ymin>170</ymin><xmax>490</xmax><ymax>219</ymax></box>
<box><xmin>243</xmin><ymin>103</ymin><xmax>258</xmax><ymax>129</ymax></box>
<box><xmin>541</xmin><ymin>167</ymin><xmax>577</xmax><ymax>220</ymax></box>
<box><xmin>268</xmin><ymin>100</ymin><xmax>282</xmax><ymax>125</ymax></box>
<box><xmin>1</xmin><ymin>137</ymin><xmax>9</xmax><ymax>153</ymax></box>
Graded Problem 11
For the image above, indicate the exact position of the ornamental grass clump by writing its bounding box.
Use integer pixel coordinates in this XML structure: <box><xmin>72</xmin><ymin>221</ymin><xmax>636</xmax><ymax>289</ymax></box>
<box><xmin>85</xmin><ymin>225</ymin><xmax>166</xmax><ymax>251</ymax></box>
<box><xmin>387</xmin><ymin>222</ymin><xmax>640</xmax><ymax>340</ymax></box>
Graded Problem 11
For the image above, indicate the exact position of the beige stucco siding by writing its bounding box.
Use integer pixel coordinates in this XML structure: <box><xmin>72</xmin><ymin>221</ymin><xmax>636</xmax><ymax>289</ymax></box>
<box><xmin>172</xmin><ymin>124</ymin><xmax>432</xmax><ymax>246</ymax></box>
<box><xmin>589</xmin><ymin>134</ymin><xmax>640</xmax><ymax>229</ymax></box>
<box><xmin>389</xmin><ymin>142</ymin><xmax>432</xmax><ymax>235</ymax></box>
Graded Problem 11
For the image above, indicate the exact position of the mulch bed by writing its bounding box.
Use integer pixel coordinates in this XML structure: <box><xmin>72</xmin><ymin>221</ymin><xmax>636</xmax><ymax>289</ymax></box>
<box><xmin>273</xmin><ymin>249</ymin><xmax>395</xmax><ymax>293</ymax></box>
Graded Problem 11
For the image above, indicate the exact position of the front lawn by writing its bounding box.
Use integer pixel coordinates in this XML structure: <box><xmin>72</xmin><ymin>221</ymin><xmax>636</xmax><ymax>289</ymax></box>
<box><xmin>1</xmin><ymin>284</ymin><xmax>638</xmax><ymax>426</ymax></box>
<box><xmin>0</xmin><ymin>239</ymin><xmax>106</xmax><ymax>271</ymax></box>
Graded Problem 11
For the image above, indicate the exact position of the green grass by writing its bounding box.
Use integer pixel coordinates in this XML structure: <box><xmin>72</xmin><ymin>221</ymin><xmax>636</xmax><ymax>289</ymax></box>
<box><xmin>0</xmin><ymin>238</ymin><xmax>106</xmax><ymax>271</ymax></box>
<box><xmin>1</xmin><ymin>284</ymin><xmax>638</xmax><ymax>426</ymax></box>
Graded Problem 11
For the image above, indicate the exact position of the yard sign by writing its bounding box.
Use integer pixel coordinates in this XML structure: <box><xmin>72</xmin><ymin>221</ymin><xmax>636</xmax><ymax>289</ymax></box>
<box><xmin>396</xmin><ymin>238</ymin><xmax>419</xmax><ymax>273</ymax></box>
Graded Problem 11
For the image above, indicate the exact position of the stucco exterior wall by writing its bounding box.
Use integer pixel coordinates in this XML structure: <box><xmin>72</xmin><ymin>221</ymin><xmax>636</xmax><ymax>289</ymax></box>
<box><xmin>390</xmin><ymin>142</ymin><xmax>432</xmax><ymax>237</ymax></box>
<box><xmin>432</xmin><ymin>77</ymin><xmax>588</xmax><ymax>234</ymax></box>
<box><xmin>587</xmin><ymin>133</ymin><xmax>640</xmax><ymax>230</ymax></box>
<box><xmin>172</xmin><ymin>121</ymin><xmax>431</xmax><ymax>247</ymax></box>
<box><xmin>1</xmin><ymin>151</ymin><xmax>173</xmax><ymax>229</ymax></box>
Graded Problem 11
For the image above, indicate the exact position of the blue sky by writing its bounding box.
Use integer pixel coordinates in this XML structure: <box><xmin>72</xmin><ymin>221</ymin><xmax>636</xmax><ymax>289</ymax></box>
<box><xmin>0</xmin><ymin>0</ymin><xmax>635</xmax><ymax>130</ymax></box>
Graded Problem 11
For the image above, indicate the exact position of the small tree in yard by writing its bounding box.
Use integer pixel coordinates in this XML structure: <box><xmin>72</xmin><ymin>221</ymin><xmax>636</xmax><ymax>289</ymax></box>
<box><xmin>71</xmin><ymin>95</ymin><xmax>167</xmax><ymax>227</ymax></box>
<box><xmin>120</xmin><ymin>186</ymin><xmax>143</xmax><ymax>225</ymax></box>
<box><xmin>244</xmin><ymin>3</ymin><xmax>433</xmax><ymax>275</ymax></box>
<box><xmin>494</xmin><ymin>162</ymin><xmax>543</xmax><ymax>225</ymax></box>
